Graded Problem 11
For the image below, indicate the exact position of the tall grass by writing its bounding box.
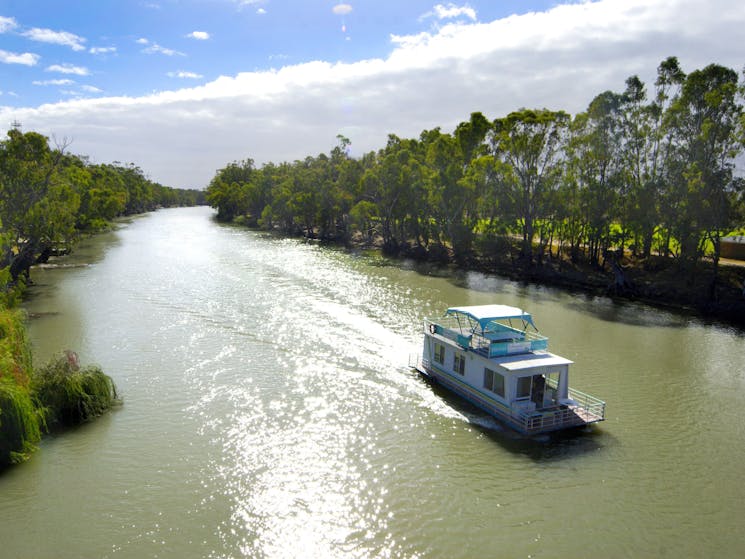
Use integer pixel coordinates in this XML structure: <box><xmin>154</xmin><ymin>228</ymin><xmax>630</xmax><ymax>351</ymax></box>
<box><xmin>0</xmin><ymin>308</ymin><xmax>33</xmax><ymax>387</ymax></box>
<box><xmin>32</xmin><ymin>351</ymin><xmax>119</xmax><ymax>426</ymax></box>
<box><xmin>0</xmin><ymin>378</ymin><xmax>42</xmax><ymax>465</ymax></box>
<box><xmin>0</xmin><ymin>308</ymin><xmax>40</xmax><ymax>467</ymax></box>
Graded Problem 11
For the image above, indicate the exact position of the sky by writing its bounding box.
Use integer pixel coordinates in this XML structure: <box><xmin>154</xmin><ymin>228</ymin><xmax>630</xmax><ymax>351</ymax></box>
<box><xmin>1</xmin><ymin>0</ymin><xmax>744</xmax><ymax>189</ymax></box>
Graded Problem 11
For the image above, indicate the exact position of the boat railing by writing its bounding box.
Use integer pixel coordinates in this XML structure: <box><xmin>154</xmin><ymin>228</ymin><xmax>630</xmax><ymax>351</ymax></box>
<box><xmin>567</xmin><ymin>387</ymin><xmax>606</xmax><ymax>423</ymax></box>
<box><xmin>425</xmin><ymin>318</ymin><xmax>473</xmax><ymax>349</ymax></box>
<box><xmin>425</xmin><ymin>317</ymin><xmax>547</xmax><ymax>356</ymax></box>
<box><xmin>510</xmin><ymin>389</ymin><xmax>605</xmax><ymax>432</ymax></box>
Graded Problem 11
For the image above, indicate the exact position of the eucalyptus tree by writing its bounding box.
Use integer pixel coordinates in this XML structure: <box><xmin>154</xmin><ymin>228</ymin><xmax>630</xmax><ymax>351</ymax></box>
<box><xmin>422</xmin><ymin>127</ymin><xmax>476</xmax><ymax>261</ymax></box>
<box><xmin>565</xmin><ymin>92</ymin><xmax>625</xmax><ymax>267</ymax></box>
<box><xmin>619</xmin><ymin>57</ymin><xmax>684</xmax><ymax>259</ymax></box>
<box><xmin>205</xmin><ymin>177</ymin><xmax>249</xmax><ymax>221</ymax></box>
<box><xmin>205</xmin><ymin>159</ymin><xmax>255</xmax><ymax>221</ymax></box>
<box><xmin>452</xmin><ymin>112</ymin><xmax>491</xmax><ymax>261</ymax></box>
<box><xmin>316</xmin><ymin>137</ymin><xmax>359</xmax><ymax>240</ymax></box>
<box><xmin>0</xmin><ymin>129</ymin><xmax>80</xmax><ymax>280</ymax></box>
<box><xmin>455</xmin><ymin>112</ymin><xmax>490</xmax><ymax>166</ymax></box>
<box><xmin>263</xmin><ymin>162</ymin><xmax>300</xmax><ymax>233</ymax></box>
<box><xmin>292</xmin><ymin>155</ymin><xmax>326</xmax><ymax>238</ymax></box>
<box><xmin>665</xmin><ymin>63</ymin><xmax>744</xmax><ymax>292</ymax></box>
<box><xmin>359</xmin><ymin>135</ymin><xmax>424</xmax><ymax>251</ymax></box>
<box><xmin>78</xmin><ymin>163</ymin><xmax>129</xmax><ymax>228</ymax></box>
<box><xmin>489</xmin><ymin>109</ymin><xmax>570</xmax><ymax>262</ymax></box>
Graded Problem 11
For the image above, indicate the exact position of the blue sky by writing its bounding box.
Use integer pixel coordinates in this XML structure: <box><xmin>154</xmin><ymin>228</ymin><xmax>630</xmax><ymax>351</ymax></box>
<box><xmin>2</xmin><ymin>1</ymin><xmax>556</xmax><ymax>107</ymax></box>
<box><xmin>1</xmin><ymin>1</ymin><xmax>744</xmax><ymax>188</ymax></box>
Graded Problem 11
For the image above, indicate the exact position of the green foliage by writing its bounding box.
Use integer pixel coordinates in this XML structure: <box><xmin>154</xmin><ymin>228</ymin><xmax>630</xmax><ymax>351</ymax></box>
<box><xmin>0</xmin><ymin>377</ymin><xmax>41</xmax><ymax>466</ymax></box>
<box><xmin>32</xmin><ymin>352</ymin><xmax>118</xmax><ymax>427</ymax></box>
<box><xmin>205</xmin><ymin>58</ymin><xmax>745</xmax><ymax>292</ymax></box>
<box><xmin>0</xmin><ymin>128</ymin><xmax>176</xmax><ymax>467</ymax></box>
<box><xmin>0</xmin><ymin>129</ymin><xmax>204</xmax><ymax>291</ymax></box>
<box><xmin>0</xmin><ymin>307</ymin><xmax>40</xmax><ymax>468</ymax></box>
<box><xmin>491</xmin><ymin>108</ymin><xmax>570</xmax><ymax>259</ymax></box>
<box><xmin>0</xmin><ymin>306</ymin><xmax>120</xmax><ymax>468</ymax></box>
<box><xmin>0</xmin><ymin>308</ymin><xmax>32</xmax><ymax>386</ymax></box>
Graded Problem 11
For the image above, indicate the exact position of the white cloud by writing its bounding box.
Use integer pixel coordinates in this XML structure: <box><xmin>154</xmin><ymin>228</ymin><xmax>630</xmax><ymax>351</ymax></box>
<box><xmin>81</xmin><ymin>85</ymin><xmax>103</xmax><ymax>93</ymax></box>
<box><xmin>0</xmin><ymin>49</ymin><xmax>40</xmax><ymax>65</ymax></box>
<box><xmin>0</xmin><ymin>16</ymin><xmax>18</xmax><ymax>33</ymax></box>
<box><xmin>332</xmin><ymin>4</ymin><xmax>353</xmax><ymax>16</ymax></box>
<box><xmin>167</xmin><ymin>70</ymin><xmax>204</xmax><ymax>79</ymax></box>
<box><xmin>136</xmin><ymin>37</ymin><xmax>150</xmax><ymax>45</ymax></box>
<box><xmin>187</xmin><ymin>31</ymin><xmax>210</xmax><ymax>40</ymax></box>
<box><xmin>233</xmin><ymin>0</ymin><xmax>266</xmax><ymax>11</ymax></box>
<box><xmin>90</xmin><ymin>46</ymin><xmax>117</xmax><ymax>55</ymax></box>
<box><xmin>22</xmin><ymin>27</ymin><xmax>86</xmax><ymax>51</ymax></box>
<box><xmin>33</xmin><ymin>79</ymin><xmax>75</xmax><ymax>86</ymax></box>
<box><xmin>142</xmin><ymin>43</ymin><xmax>185</xmax><ymax>56</ymax></box>
<box><xmin>421</xmin><ymin>3</ymin><xmax>477</xmax><ymax>22</ymax></box>
<box><xmin>46</xmin><ymin>63</ymin><xmax>90</xmax><ymax>75</ymax></box>
<box><xmin>3</xmin><ymin>0</ymin><xmax>745</xmax><ymax>190</ymax></box>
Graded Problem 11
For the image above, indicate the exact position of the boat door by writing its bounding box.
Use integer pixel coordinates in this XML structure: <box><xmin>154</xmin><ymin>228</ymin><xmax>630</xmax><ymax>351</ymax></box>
<box><xmin>530</xmin><ymin>373</ymin><xmax>561</xmax><ymax>408</ymax></box>
<box><xmin>543</xmin><ymin>372</ymin><xmax>561</xmax><ymax>407</ymax></box>
<box><xmin>530</xmin><ymin>375</ymin><xmax>545</xmax><ymax>408</ymax></box>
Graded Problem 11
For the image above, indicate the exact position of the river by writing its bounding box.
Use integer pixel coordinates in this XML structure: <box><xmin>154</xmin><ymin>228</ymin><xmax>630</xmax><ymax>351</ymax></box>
<box><xmin>1</xmin><ymin>206</ymin><xmax>744</xmax><ymax>558</ymax></box>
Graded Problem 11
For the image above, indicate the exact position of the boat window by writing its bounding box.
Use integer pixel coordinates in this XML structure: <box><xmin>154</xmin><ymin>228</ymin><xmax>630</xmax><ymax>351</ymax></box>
<box><xmin>453</xmin><ymin>353</ymin><xmax>465</xmax><ymax>376</ymax></box>
<box><xmin>516</xmin><ymin>376</ymin><xmax>532</xmax><ymax>399</ymax></box>
<box><xmin>483</xmin><ymin>368</ymin><xmax>505</xmax><ymax>397</ymax></box>
<box><xmin>434</xmin><ymin>343</ymin><xmax>445</xmax><ymax>365</ymax></box>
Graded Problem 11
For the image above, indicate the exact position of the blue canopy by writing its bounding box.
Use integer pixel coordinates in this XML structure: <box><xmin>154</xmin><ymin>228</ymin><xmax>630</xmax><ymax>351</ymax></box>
<box><xmin>446</xmin><ymin>305</ymin><xmax>535</xmax><ymax>331</ymax></box>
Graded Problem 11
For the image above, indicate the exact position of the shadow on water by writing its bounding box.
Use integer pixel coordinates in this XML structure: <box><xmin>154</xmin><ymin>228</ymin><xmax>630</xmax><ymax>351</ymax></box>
<box><xmin>364</xmin><ymin>253</ymin><xmax>692</xmax><ymax>330</ymax></box>
<box><xmin>447</xmin><ymin>270</ymin><xmax>513</xmax><ymax>295</ymax></box>
<box><xmin>477</xmin><ymin>423</ymin><xmax>608</xmax><ymax>463</ymax></box>
<box><xmin>563</xmin><ymin>294</ymin><xmax>693</xmax><ymax>330</ymax></box>
<box><xmin>354</xmin><ymin>248</ymin><xmax>704</xmax><ymax>331</ymax></box>
<box><xmin>424</xmin><ymin>376</ymin><xmax>609</xmax><ymax>463</ymax></box>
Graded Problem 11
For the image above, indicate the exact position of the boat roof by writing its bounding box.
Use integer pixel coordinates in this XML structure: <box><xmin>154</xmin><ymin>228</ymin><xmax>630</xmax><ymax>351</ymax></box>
<box><xmin>446</xmin><ymin>304</ymin><xmax>535</xmax><ymax>329</ymax></box>
<box><xmin>493</xmin><ymin>352</ymin><xmax>573</xmax><ymax>371</ymax></box>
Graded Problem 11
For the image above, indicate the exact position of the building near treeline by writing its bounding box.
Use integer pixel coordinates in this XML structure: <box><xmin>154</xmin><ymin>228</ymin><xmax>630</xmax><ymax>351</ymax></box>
<box><xmin>721</xmin><ymin>236</ymin><xmax>745</xmax><ymax>261</ymax></box>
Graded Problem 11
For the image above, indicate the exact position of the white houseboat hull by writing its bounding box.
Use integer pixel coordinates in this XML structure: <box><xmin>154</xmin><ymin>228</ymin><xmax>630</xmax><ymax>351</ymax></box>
<box><xmin>413</xmin><ymin>305</ymin><xmax>605</xmax><ymax>435</ymax></box>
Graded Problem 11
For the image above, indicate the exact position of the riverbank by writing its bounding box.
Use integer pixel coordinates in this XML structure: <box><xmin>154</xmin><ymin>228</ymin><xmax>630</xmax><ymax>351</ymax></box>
<box><xmin>0</xmin><ymin>306</ymin><xmax>119</xmax><ymax>468</ymax></box>
<box><xmin>341</xmin><ymin>231</ymin><xmax>745</xmax><ymax>329</ymax></box>
<box><xmin>469</xmin><ymin>252</ymin><xmax>745</xmax><ymax>328</ymax></box>
<box><xmin>1</xmin><ymin>269</ymin><xmax>118</xmax><ymax>469</ymax></box>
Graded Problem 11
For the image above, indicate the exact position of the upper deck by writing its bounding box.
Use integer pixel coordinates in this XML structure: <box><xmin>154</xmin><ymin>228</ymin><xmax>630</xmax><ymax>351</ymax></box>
<box><xmin>426</xmin><ymin>304</ymin><xmax>548</xmax><ymax>358</ymax></box>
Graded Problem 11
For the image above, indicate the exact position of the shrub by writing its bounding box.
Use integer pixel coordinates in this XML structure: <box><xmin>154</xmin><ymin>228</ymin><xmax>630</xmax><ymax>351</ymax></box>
<box><xmin>33</xmin><ymin>351</ymin><xmax>118</xmax><ymax>426</ymax></box>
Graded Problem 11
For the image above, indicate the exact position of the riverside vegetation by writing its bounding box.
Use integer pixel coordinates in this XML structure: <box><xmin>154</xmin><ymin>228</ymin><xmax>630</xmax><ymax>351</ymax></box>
<box><xmin>0</xmin><ymin>127</ymin><xmax>204</xmax><ymax>468</ymax></box>
<box><xmin>206</xmin><ymin>57</ymin><xmax>745</xmax><ymax>325</ymax></box>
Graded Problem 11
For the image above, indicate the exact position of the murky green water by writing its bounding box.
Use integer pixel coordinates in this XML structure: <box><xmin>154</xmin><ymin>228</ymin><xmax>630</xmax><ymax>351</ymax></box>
<box><xmin>1</xmin><ymin>206</ymin><xmax>744</xmax><ymax>558</ymax></box>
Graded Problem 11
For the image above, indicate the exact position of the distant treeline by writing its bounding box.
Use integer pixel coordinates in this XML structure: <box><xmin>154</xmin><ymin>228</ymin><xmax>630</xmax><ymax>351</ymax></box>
<box><xmin>206</xmin><ymin>56</ymin><xmax>745</xmax><ymax>292</ymax></box>
<box><xmin>0</xmin><ymin>127</ymin><xmax>205</xmax><ymax>286</ymax></box>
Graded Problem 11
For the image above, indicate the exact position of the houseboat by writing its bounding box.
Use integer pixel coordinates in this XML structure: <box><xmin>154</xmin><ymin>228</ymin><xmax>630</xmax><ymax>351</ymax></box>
<box><xmin>411</xmin><ymin>305</ymin><xmax>605</xmax><ymax>434</ymax></box>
